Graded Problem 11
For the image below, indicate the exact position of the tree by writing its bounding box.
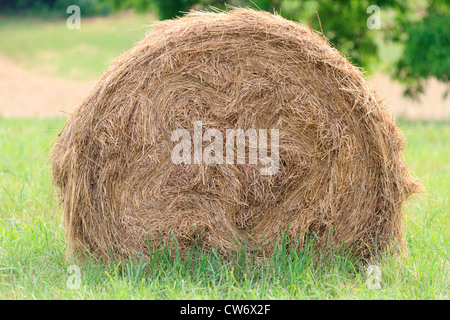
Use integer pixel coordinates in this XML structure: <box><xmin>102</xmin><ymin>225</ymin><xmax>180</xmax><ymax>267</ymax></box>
<box><xmin>393</xmin><ymin>0</ymin><xmax>449</xmax><ymax>98</ymax></box>
<box><xmin>153</xmin><ymin>0</ymin><xmax>197</xmax><ymax>20</ymax></box>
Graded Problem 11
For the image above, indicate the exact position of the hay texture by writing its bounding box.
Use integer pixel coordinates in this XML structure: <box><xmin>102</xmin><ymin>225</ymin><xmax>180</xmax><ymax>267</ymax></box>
<box><xmin>52</xmin><ymin>9</ymin><xmax>421</xmax><ymax>261</ymax></box>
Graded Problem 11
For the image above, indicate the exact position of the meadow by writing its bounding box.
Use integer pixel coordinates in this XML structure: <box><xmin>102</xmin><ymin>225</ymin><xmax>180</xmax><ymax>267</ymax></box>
<box><xmin>0</xmin><ymin>12</ymin><xmax>448</xmax><ymax>300</ymax></box>
<box><xmin>0</xmin><ymin>12</ymin><xmax>155</xmax><ymax>80</ymax></box>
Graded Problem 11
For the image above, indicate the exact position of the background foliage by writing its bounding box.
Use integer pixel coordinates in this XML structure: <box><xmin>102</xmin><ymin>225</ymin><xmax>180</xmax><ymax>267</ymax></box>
<box><xmin>0</xmin><ymin>0</ymin><xmax>448</xmax><ymax>97</ymax></box>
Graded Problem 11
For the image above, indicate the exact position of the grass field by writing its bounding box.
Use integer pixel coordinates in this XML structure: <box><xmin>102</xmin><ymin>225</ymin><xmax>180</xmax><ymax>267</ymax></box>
<box><xmin>0</xmin><ymin>118</ymin><xmax>448</xmax><ymax>299</ymax></box>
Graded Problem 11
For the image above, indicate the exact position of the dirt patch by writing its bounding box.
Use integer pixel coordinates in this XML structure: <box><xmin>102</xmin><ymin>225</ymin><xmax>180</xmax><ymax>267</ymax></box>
<box><xmin>0</xmin><ymin>55</ymin><xmax>94</xmax><ymax>118</ymax></box>
<box><xmin>369</xmin><ymin>75</ymin><xmax>449</xmax><ymax>121</ymax></box>
<box><xmin>0</xmin><ymin>54</ymin><xmax>448</xmax><ymax>120</ymax></box>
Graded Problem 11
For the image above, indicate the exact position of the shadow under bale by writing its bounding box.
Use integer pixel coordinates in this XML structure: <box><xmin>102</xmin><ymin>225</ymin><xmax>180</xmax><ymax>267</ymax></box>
<box><xmin>52</xmin><ymin>9</ymin><xmax>422</xmax><ymax>261</ymax></box>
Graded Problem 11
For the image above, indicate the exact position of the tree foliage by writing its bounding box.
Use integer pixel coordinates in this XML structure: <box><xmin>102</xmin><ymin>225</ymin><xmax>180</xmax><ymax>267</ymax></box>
<box><xmin>0</xmin><ymin>0</ymin><xmax>112</xmax><ymax>16</ymax></box>
<box><xmin>393</xmin><ymin>0</ymin><xmax>449</xmax><ymax>98</ymax></box>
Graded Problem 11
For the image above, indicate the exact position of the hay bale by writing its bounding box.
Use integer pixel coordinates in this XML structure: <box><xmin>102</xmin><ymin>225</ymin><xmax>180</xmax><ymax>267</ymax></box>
<box><xmin>52</xmin><ymin>9</ymin><xmax>421</xmax><ymax>261</ymax></box>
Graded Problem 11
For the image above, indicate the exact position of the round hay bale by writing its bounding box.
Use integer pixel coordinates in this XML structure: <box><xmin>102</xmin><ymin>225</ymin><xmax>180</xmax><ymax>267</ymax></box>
<box><xmin>52</xmin><ymin>9</ymin><xmax>421</xmax><ymax>261</ymax></box>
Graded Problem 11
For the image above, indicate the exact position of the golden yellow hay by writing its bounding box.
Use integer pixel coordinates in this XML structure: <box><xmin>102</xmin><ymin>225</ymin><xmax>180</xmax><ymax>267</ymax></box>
<box><xmin>52</xmin><ymin>8</ymin><xmax>422</xmax><ymax>261</ymax></box>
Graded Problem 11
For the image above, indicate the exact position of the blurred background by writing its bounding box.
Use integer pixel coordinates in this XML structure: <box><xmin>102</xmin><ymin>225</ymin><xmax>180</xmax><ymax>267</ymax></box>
<box><xmin>0</xmin><ymin>0</ymin><xmax>448</xmax><ymax>120</ymax></box>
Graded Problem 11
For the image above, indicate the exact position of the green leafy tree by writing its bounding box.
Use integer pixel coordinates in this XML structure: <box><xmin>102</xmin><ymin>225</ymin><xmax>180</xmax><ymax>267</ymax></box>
<box><xmin>0</xmin><ymin>0</ymin><xmax>112</xmax><ymax>16</ymax></box>
<box><xmin>393</xmin><ymin>0</ymin><xmax>449</xmax><ymax>98</ymax></box>
<box><xmin>153</xmin><ymin>0</ymin><xmax>197</xmax><ymax>19</ymax></box>
<box><xmin>277</xmin><ymin>0</ymin><xmax>404</xmax><ymax>70</ymax></box>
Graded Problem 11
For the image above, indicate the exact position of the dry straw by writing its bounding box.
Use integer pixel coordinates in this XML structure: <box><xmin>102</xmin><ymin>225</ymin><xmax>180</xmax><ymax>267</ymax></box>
<box><xmin>52</xmin><ymin>8</ymin><xmax>422</xmax><ymax>261</ymax></box>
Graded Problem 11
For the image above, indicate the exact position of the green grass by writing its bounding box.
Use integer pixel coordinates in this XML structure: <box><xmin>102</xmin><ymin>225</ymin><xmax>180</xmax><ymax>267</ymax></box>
<box><xmin>0</xmin><ymin>12</ymin><xmax>156</xmax><ymax>80</ymax></box>
<box><xmin>0</xmin><ymin>118</ymin><xmax>448</xmax><ymax>299</ymax></box>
